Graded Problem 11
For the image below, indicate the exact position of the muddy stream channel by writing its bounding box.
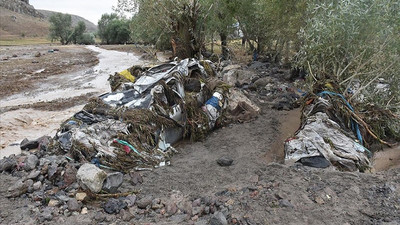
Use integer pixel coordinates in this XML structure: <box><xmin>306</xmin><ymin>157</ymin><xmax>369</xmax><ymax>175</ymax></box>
<box><xmin>0</xmin><ymin>46</ymin><xmax>398</xmax><ymax>172</ymax></box>
<box><xmin>0</xmin><ymin>46</ymin><xmax>143</xmax><ymax>158</ymax></box>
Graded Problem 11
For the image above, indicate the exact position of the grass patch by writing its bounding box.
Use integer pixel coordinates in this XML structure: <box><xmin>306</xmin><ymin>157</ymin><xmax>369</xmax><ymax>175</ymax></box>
<box><xmin>0</xmin><ymin>37</ymin><xmax>52</xmax><ymax>46</ymax></box>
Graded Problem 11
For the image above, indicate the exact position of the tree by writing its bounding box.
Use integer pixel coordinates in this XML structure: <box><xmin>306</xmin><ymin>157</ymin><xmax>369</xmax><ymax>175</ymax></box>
<box><xmin>49</xmin><ymin>13</ymin><xmax>73</xmax><ymax>45</ymax></box>
<box><xmin>70</xmin><ymin>21</ymin><xmax>86</xmax><ymax>44</ymax></box>
<box><xmin>116</xmin><ymin>0</ymin><xmax>210</xmax><ymax>58</ymax></box>
<box><xmin>98</xmin><ymin>13</ymin><xmax>130</xmax><ymax>44</ymax></box>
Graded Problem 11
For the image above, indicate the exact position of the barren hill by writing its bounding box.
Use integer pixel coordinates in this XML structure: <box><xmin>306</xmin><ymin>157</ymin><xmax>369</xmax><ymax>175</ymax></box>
<box><xmin>38</xmin><ymin>9</ymin><xmax>97</xmax><ymax>33</ymax></box>
<box><xmin>0</xmin><ymin>0</ymin><xmax>97</xmax><ymax>40</ymax></box>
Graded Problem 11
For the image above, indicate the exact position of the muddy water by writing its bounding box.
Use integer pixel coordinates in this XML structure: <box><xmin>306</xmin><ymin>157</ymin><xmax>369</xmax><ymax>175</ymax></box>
<box><xmin>266</xmin><ymin>108</ymin><xmax>302</xmax><ymax>163</ymax></box>
<box><xmin>0</xmin><ymin>46</ymin><xmax>143</xmax><ymax>158</ymax></box>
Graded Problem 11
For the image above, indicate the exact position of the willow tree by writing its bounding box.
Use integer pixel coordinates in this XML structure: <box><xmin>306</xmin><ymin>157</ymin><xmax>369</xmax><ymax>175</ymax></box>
<box><xmin>116</xmin><ymin>0</ymin><xmax>210</xmax><ymax>58</ymax></box>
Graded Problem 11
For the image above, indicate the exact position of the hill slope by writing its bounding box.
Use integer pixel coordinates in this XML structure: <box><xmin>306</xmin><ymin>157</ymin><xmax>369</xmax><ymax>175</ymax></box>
<box><xmin>0</xmin><ymin>7</ymin><xmax>48</xmax><ymax>38</ymax></box>
<box><xmin>38</xmin><ymin>9</ymin><xmax>97</xmax><ymax>33</ymax></box>
<box><xmin>0</xmin><ymin>0</ymin><xmax>97</xmax><ymax>41</ymax></box>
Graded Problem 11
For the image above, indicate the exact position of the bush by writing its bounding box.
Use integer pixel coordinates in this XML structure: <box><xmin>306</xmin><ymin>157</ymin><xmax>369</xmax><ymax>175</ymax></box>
<box><xmin>77</xmin><ymin>33</ymin><xmax>95</xmax><ymax>45</ymax></box>
<box><xmin>296</xmin><ymin>0</ymin><xmax>400</xmax><ymax>111</ymax></box>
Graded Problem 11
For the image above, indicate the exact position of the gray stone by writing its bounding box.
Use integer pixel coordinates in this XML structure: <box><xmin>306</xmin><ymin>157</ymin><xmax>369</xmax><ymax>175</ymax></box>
<box><xmin>33</xmin><ymin>181</ymin><xmax>42</xmax><ymax>190</ymax></box>
<box><xmin>192</xmin><ymin>206</ymin><xmax>204</xmax><ymax>216</ymax></box>
<box><xmin>210</xmin><ymin>212</ymin><xmax>228</xmax><ymax>225</ymax></box>
<box><xmin>102</xmin><ymin>172</ymin><xmax>123</xmax><ymax>193</ymax></box>
<box><xmin>103</xmin><ymin>198</ymin><xmax>127</xmax><ymax>214</ymax></box>
<box><xmin>279</xmin><ymin>199</ymin><xmax>294</xmax><ymax>208</ymax></box>
<box><xmin>24</xmin><ymin>154</ymin><xmax>39</xmax><ymax>170</ymax></box>
<box><xmin>27</xmin><ymin>170</ymin><xmax>40</xmax><ymax>179</ymax></box>
<box><xmin>136</xmin><ymin>195</ymin><xmax>153</xmax><ymax>209</ymax></box>
<box><xmin>20</xmin><ymin>139</ymin><xmax>39</xmax><ymax>150</ymax></box>
<box><xmin>166</xmin><ymin>202</ymin><xmax>178</xmax><ymax>216</ymax></box>
<box><xmin>76</xmin><ymin>163</ymin><xmax>107</xmax><ymax>193</ymax></box>
<box><xmin>41</xmin><ymin>207</ymin><xmax>53</xmax><ymax>221</ymax></box>
<box><xmin>67</xmin><ymin>199</ymin><xmax>81</xmax><ymax>212</ymax></box>
<box><xmin>124</xmin><ymin>194</ymin><xmax>136</xmax><ymax>207</ymax></box>
<box><xmin>216</xmin><ymin>156</ymin><xmax>233</xmax><ymax>167</ymax></box>
<box><xmin>0</xmin><ymin>157</ymin><xmax>17</xmax><ymax>172</ymax></box>
<box><xmin>7</xmin><ymin>179</ymin><xmax>33</xmax><ymax>197</ymax></box>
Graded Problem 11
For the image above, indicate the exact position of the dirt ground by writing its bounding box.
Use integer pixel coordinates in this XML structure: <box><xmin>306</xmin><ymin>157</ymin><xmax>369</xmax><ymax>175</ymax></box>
<box><xmin>0</xmin><ymin>45</ymin><xmax>399</xmax><ymax>224</ymax></box>
<box><xmin>0</xmin><ymin>44</ymin><xmax>98</xmax><ymax>98</ymax></box>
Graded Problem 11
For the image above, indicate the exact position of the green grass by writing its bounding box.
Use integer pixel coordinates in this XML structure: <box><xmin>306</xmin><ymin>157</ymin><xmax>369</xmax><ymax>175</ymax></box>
<box><xmin>0</xmin><ymin>38</ymin><xmax>52</xmax><ymax>46</ymax></box>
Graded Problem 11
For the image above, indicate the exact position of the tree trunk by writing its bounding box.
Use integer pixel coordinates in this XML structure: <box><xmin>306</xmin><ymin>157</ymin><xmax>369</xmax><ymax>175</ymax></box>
<box><xmin>211</xmin><ymin>32</ymin><xmax>214</xmax><ymax>54</ymax></box>
<box><xmin>220</xmin><ymin>32</ymin><xmax>228</xmax><ymax>60</ymax></box>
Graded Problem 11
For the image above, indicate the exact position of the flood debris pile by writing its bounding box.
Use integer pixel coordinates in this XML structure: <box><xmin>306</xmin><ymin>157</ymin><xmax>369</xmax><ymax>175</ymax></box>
<box><xmin>285</xmin><ymin>90</ymin><xmax>399</xmax><ymax>172</ymax></box>
<box><xmin>53</xmin><ymin>58</ymin><xmax>257</xmax><ymax>172</ymax></box>
<box><xmin>220</xmin><ymin>60</ymin><xmax>302</xmax><ymax>111</ymax></box>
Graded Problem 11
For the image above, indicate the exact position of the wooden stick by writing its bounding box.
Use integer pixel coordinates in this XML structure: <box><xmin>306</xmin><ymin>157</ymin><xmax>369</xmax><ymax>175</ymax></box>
<box><xmin>345</xmin><ymin>108</ymin><xmax>397</xmax><ymax>147</ymax></box>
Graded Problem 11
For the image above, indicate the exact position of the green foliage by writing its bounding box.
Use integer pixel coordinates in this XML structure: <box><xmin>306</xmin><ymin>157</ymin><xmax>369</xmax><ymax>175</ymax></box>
<box><xmin>49</xmin><ymin>13</ymin><xmax>89</xmax><ymax>45</ymax></box>
<box><xmin>77</xmin><ymin>33</ymin><xmax>95</xmax><ymax>45</ymax></box>
<box><xmin>70</xmin><ymin>21</ymin><xmax>86</xmax><ymax>44</ymax></box>
<box><xmin>49</xmin><ymin>13</ymin><xmax>73</xmax><ymax>45</ymax></box>
<box><xmin>98</xmin><ymin>13</ymin><xmax>130</xmax><ymax>44</ymax></box>
<box><xmin>296</xmin><ymin>0</ymin><xmax>400</xmax><ymax>111</ymax></box>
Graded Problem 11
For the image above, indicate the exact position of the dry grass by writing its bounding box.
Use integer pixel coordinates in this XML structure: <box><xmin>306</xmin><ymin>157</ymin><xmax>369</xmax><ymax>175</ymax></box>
<box><xmin>0</xmin><ymin>8</ymin><xmax>49</xmax><ymax>39</ymax></box>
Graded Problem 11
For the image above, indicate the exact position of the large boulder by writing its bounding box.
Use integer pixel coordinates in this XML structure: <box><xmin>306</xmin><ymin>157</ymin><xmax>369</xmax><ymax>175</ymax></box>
<box><xmin>76</xmin><ymin>163</ymin><xmax>107</xmax><ymax>193</ymax></box>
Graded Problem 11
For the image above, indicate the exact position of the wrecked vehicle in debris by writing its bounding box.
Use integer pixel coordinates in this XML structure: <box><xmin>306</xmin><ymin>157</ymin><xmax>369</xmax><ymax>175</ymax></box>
<box><xmin>54</xmin><ymin>59</ymin><xmax>257</xmax><ymax>172</ymax></box>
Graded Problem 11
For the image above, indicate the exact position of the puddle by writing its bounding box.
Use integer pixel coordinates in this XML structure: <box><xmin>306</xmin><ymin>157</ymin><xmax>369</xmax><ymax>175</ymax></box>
<box><xmin>0</xmin><ymin>46</ymin><xmax>143</xmax><ymax>158</ymax></box>
<box><xmin>266</xmin><ymin>108</ymin><xmax>302</xmax><ymax>163</ymax></box>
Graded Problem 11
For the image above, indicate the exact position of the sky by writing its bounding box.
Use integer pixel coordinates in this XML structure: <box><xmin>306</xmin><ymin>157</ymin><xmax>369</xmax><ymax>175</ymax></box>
<box><xmin>30</xmin><ymin>0</ymin><xmax>119</xmax><ymax>24</ymax></box>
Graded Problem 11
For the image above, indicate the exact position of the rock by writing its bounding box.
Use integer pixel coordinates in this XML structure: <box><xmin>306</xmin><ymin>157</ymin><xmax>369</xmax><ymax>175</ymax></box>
<box><xmin>7</xmin><ymin>179</ymin><xmax>33</xmax><ymax>197</ymax></box>
<box><xmin>63</xmin><ymin>163</ymin><xmax>77</xmax><ymax>186</ymax></box>
<box><xmin>102</xmin><ymin>172</ymin><xmax>123</xmax><ymax>193</ymax></box>
<box><xmin>37</xmin><ymin>136</ymin><xmax>51</xmax><ymax>151</ymax></box>
<box><xmin>76</xmin><ymin>163</ymin><xmax>107</xmax><ymax>193</ymax></box>
<box><xmin>103</xmin><ymin>198</ymin><xmax>128</xmax><ymax>214</ymax></box>
<box><xmin>20</xmin><ymin>138</ymin><xmax>39</xmax><ymax>150</ymax></box>
<box><xmin>279</xmin><ymin>199</ymin><xmax>294</xmax><ymax>208</ymax></box>
<box><xmin>192</xmin><ymin>206</ymin><xmax>204</xmax><ymax>216</ymax></box>
<box><xmin>210</xmin><ymin>212</ymin><xmax>228</xmax><ymax>225</ymax></box>
<box><xmin>48</xmin><ymin>199</ymin><xmax>60</xmax><ymax>207</ymax></box>
<box><xmin>120</xmin><ymin>209</ymin><xmax>134</xmax><ymax>221</ymax></box>
<box><xmin>94</xmin><ymin>211</ymin><xmax>106</xmax><ymax>222</ymax></box>
<box><xmin>166</xmin><ymin>202</ymin><xmax>178</xmax><ymax>216</ymax></box>
<box><xmin>75</xmin><ymin>192</ymin><xmax>88</xmax><ymax>202</ymax></box>
<box><xmin>40</xmin><ymin>207</ymin><xmax>53</xmax><ymax>221</ymax></box>
<box><xmin>47</xmin><ymin>163</ymin><xmax>58</xmax><ymax>179</ymax></box>
<box><xmin>130</xmin><ymin>171</ymin><xmax>143</xmax><ymax>185</ymax></box>
<box><xmin>27</xmin><ymin>170</ymin><xmax>40</xmax><ymax>179</ymax></box>
<box><xmin>33</xmin><ymin>181</ymin><xmax>42</xmax><ymax>190</ymax></box>
<box><xmin>0</xmin><ymin>156</ymin><xmax>17</xmax><ymax>172</ymax></box>
<box><xmin>136</xmin><ymin>195</ymin><xmax>153</xmax><ymax>209</ymax></box>
<box><xmin>314</xmin><ymin>196</ymin><xmax>325</xmax><ymax>205</ymax></box>
<box><xmin>192</xmin><ymin>198</ymin><xmax>201</xmax><ymax>207</ymax></box>
<box><xmin>124</xmin><ymin>194</ymin><xmax>136</xmax><ymax>207</ymax></box>
<box><xmin>217</xmin><ymin>156</ymin><xmax>233</xmax><ymax>167</ymax></box>
<box><xmin>81</xmin><ymin>207</ymin><xmax>88</xmax><ymax>215</ymax></box>
<box><xmin>67</xmin><ymin>199</ymin><xmax>81</xmax><ymax>212</ymax></box>
<box><xmin>24</xmin><ymin>154</ymin><xmax>39</xmax><ymax>170</ymax></box>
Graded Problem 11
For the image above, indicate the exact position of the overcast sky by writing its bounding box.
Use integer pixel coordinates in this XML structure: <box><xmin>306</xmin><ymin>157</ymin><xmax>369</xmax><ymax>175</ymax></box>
<box><xmin>30</xmin><ymin>0</ymin><xmax>119</xmax><ymax>24</ymax></box>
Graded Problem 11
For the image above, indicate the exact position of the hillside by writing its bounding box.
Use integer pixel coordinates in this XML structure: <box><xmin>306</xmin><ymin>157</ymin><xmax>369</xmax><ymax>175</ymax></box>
<box><xmin>0</xmin><ymin>7</ymin><xmax>49</xmax><ymax>38</ymax></box>
<box><xmin>0</xmin><ymin>0</ymin><xmax>97</xmax><ymax>42</ymax></box>
<box><xmin>38</xmin><ymin>9</ymin><xmax>97</xmax><ymax>33</ymax></box>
